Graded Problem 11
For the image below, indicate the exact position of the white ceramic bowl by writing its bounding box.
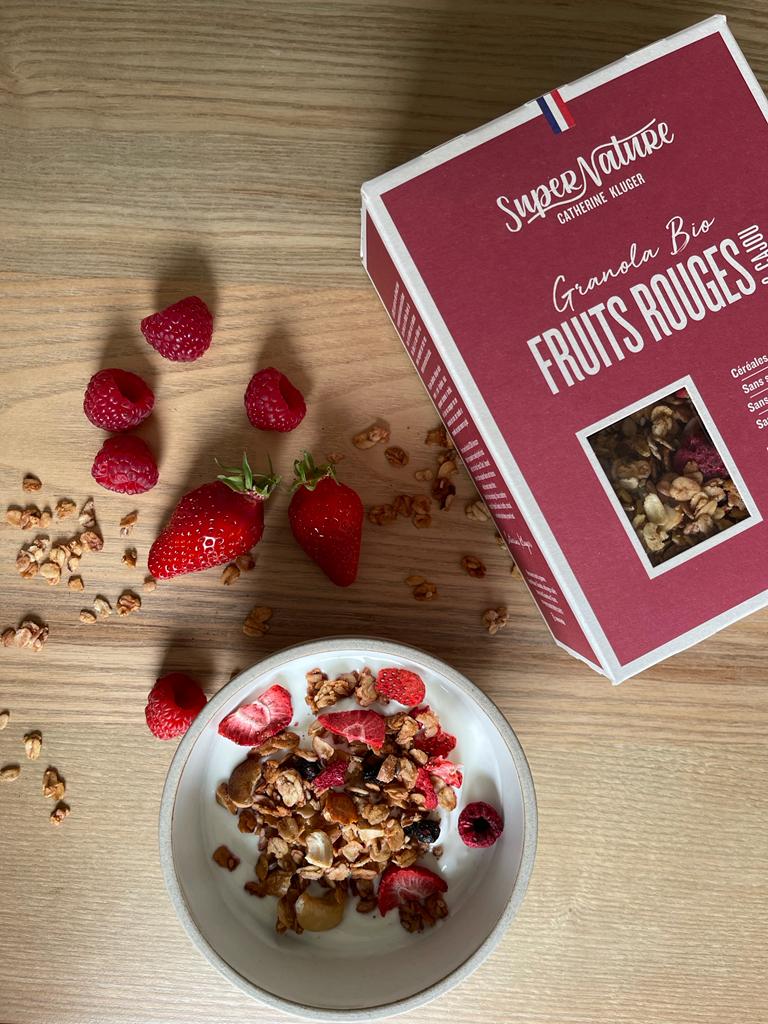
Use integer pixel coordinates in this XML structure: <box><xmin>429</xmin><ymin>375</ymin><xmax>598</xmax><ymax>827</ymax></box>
<box><xmin>159</xmin><ymin>638</ymin><xmax>537</xmax><ymax>1020</ymax></box>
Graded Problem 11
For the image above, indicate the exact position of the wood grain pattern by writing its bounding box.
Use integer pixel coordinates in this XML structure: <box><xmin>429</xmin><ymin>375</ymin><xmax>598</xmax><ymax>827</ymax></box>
<box><xmin>1</xmin><ymin>2</ymin><xmax>767</xmax><ymax>1022</ymax></box>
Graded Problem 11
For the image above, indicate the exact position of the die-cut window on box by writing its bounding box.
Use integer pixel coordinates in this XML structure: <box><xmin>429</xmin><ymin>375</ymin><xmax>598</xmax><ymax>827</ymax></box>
<box><xmin>576</xmin><ymin>377</ymin><xmax>760</xmax><ymax>578</ymax></box>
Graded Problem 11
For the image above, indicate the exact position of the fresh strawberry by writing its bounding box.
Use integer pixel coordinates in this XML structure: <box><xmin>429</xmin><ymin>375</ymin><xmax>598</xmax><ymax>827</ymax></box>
<box><xmin>413</xmin><ymin>767</ymin><xmax>438</xmax><ymax>810</ymax></box>
<box><xmin>377</xmin><ymin>864</ymin><xmax>447</xmax><ymax>916</ymax></box>
<box><xmin>148</xmin><ymin>454</ymin><xmax>278</xmax><ymax>580</ymax></box>
<box><xmin>316</xmin><ymin>709</ymin><xmax>385</xmax><ymax>750</ymax></box>
<box><xmin>83</xmin><ymin>368</ymin><xmax>155</xmax><ymax>431</ymax></box>
<box><xmin>145</xmin><ymin>672</ymin><xmax>207</xmax><ymax>740</ymax></box>
<box><xmin>458</xmin><ymin>800</ymin><xmax>504</xmax><ymax>849</ymax></box>
<box><xmin>288</xmin><ymin>452</ymin><xmax>363</xmax><ymax>586</ymax></box>
<box><xmin>218</xmin><ymin>684</ymin><xmax>292</xmax><ymax>746</ymax></box>
<box><xmin>376</xmin><ymin>667</ymin><xmax>425</xmax><ymax>705</ymax></box>
<box><xmin>427</xmin><ymin>757</ymin><xmax>463</xmax><ymax>788</ymax></box>
<box><xmin>245</xmin><ymin>367</ymin><xmax>306</xmax><ymax>432</ymax></box>
<box><xmin>91</xmin><ymin>435</ymin><xmax>159</xmax><ymax>494</ymax></box>
<box><xmin>141</xmin><ymin>295</ymin><xmax>213</xmax><ymax>362</ymax></box>
<box><xmin>312</xmin><ymin>759</ymin><xmax>348</xmax><ymax>793</ymax></box>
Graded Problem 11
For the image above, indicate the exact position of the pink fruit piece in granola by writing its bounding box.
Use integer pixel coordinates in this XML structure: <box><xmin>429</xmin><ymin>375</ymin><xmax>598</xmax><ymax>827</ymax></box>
<box><xmin>218</xmin><ymin>684</ymin><xmax>293</xmax><ymax>746</ymax></box>
<box><xmin>312</xmin><ymin>759</ymin><xmax>348</xmax><ymax>793</ymax></box>
<box><xmin>458</xmin><ymin>800</ymin><xmax>504</xmax><ymax>849</ymax></box>
<box><xmin>426</xmin><ymin>757</ymin><xmax>463</xmax><ymax>788</ymax></box>
<box><xmin>316</xmin><ymin>709</ymin><xmax>386</xmax><ymax>750</ymax></box>
<box><xmin>376</xmin><ymin>667</ymin><xmax>425</xmax><ymax>705</ymax></box>
<box><xmin>413</xmin><ymin>767</ymin><xmax>438</xmax><ymax>810</ymax></box>
<box><xmin>377</xmin><ymin>864</ymin><xmax>447</xmax><ymax>915</ymax></box>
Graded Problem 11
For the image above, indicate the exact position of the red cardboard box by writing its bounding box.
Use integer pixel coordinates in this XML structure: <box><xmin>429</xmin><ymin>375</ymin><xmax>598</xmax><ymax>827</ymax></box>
<box><xmin>361</xmin><ymin>16</ymin><xmax>768</xmax><ymax>683</ymax></box>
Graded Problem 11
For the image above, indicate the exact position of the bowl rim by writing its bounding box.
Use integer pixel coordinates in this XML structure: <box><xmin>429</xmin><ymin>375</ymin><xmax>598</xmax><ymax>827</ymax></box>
<box><xmin>158</xmin><ymin>636</ymin><xmax>538</xmax><ymax>1021</ymax></box>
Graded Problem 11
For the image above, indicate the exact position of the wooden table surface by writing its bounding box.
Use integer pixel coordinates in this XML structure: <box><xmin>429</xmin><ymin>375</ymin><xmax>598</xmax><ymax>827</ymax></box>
<box><xmin>1</xmin><ymin>2</ymin><xmax>767</xmax><ymax>1022</ymax></box>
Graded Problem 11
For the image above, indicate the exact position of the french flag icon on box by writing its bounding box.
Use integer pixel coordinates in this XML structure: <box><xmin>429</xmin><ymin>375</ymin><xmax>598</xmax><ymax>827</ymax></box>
<box><xmin>536</xmin><ymin>89</ymin><xmax>575</xmax><ymax>133</ymax></box>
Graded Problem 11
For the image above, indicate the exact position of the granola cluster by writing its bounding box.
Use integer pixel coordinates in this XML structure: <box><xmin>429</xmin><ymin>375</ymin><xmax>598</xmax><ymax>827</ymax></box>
<box><xmin>588</xmin><ymin>393</ymin><xmax>749</xmax><ymax>567</ymax></box>
<box><xmin>213</xmin><ymin>667</ymin><xmax>457</xmax><ymax>936</ymax></box>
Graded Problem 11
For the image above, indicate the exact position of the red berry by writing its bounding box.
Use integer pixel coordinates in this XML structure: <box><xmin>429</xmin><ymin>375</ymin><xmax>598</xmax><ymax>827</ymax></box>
<box><xmin>413</xmin><ymin>767</ymin><xmax>438</xmax><ymax>810</ymax></box>
<box><xmin>288</xmin><ymin>452</ymin><xmax>363</xmax><ymax>587</ymax></box>
<box><xmin>218</xmin><ymin>684</ymin><xmax>293</xmax><ymax>746</ymax></box>
<box><xmin>141</xmin><ymin>295</ymin><xmax>213</xmax><ymax>362</ymax></box>
<box><xmin>458</xmin><ymin>800</ymin><xmax>504</xmax><ymax>848</ymax></box>
<box><xmin>316</xmin><ymin>710</ymin><xmax>386</xmax><ymax>750</ymax></box>
<box><xmin>145</xmin><ymin>672</ymin><xmax>207</xmax><ymax>740</ymax></box>
<box><xmin>376</xmin><ymin>667</ymin><xmax>425</xmax><ymax>705</ymax></box>
<box><xmin>148</xmin><ymin>454</ymin><xmax>278</xmax><ymax>580</ymax></box>
<box><xmin>91</xmin><ymin>435</ymin><xmax>159</xmax><ymax>494</ymax></box>
<box><xmin>427</xmin><ymin>757</ymin><xmax>463</xmax><ymax>788</ymax></box>
<box><xmin>83</xmin><ymin>368</ymin><xmax>155</xmax><ymax>432</ymax></box>
<box><xmin>245</xmin><ymin>367</ymin><xmax>306</xmax><ymax>432</ymax></box>
<box><xmin>377</xmin><ymin>864</ymin><xmax>447</xmax><ymax>916</ymax></box>
<box><xmin>312</xmin><ymin>759</ymin><xmax>348</xmax><ymax>793</ymax></box>
<box><xmin>673</xmin><ymin>435</ymin><xmax>727</xmax><ymax>480</ymax></box>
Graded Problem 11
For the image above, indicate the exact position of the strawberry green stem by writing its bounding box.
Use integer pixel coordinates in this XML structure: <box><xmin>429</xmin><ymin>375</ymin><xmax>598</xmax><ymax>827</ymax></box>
<box><xmin>216</xmin><ymin>452</ymin><xmax>280</xmax><ymax>499</ymax></box>
<box><xmin>290</xmin><ymin>450</ymin><xmax>336</xmax><ymax>493</ymax></box>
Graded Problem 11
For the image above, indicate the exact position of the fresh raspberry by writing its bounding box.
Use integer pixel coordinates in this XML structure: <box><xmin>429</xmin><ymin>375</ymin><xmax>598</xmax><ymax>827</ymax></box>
<box><xmin>414</xmin><ymin>727</ymin><xmax>457</xmax><ymax>758</ymax></box>
<box><xmin>673</xmin><ymin>435</ymin><xmax>727</xmax><ymax>480</ymax></box>
<box><xmin>312</xmin><ymin>759</ymin><xmax>348</xmax><ymax>793</ymax></box>
<box><xmin>218</xmin><ymin>684</ymin><xmax>293</xmax><ymax>746</ymax></box>
<box><xmin>141</xmin><ymin>295</ymin><xmax>213</xmax><ymax>362</ymax></box>
<box><xmin>244</xmin><ymin>367</ymin><xmax>306</xmax><ymax>432</ymax></box>
<box><xmin>145</xmin><ymin>672</ymin><xmax>207</xmax><ymax>740</ymax></box>
<box><xmin>91</xmin><ymin>435</ymin><xmax>159</xmax><ymax>494</ymax></box>
<box><xmin>458</xmin><ymin>800</ymin><xmax>504</xmax><ymax>849</ymax></box>
<box><xmin>377</xmin><ymin>864</ymin><xmax>447</xmax><ymax>915</ymax></box>
<box><xmin>316</xmin><ymin>709</ymin><xmax>386</xmax><ymax>750</ymax></box>
<box><xmin>376</xmin><ymin>667</ymin><xmax>425</xmax><ymax>705</ymax></box>
<box><xmin>427</xmin><ymin>757</ymin><xmax>463</xmax><ymax>788</ymax></box>
<box><xmin>413</xmin><ymin>767</ymin><xmax>438</xmax><ymax>810</ymax></box>
<box><xmin>83</xmin><ymin>368</ymin><xmax>155</xmax><ymax>431</ymax></box>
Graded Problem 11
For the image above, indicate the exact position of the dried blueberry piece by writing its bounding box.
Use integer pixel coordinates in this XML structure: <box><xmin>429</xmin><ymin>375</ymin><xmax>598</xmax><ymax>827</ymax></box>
<box><xmin>296</xmin><ymin>759</ymin><xmax>322</xmax><ymax>781</ymax></box>
<box><xmin>362</xmin><ymin>757</ymin><xmax>384</xmax><ymax>782</ymax></box>
<box><xmin>404</xmin><ymin>818</ymin><xmax>441</xmax><ymax>845</ymax></box>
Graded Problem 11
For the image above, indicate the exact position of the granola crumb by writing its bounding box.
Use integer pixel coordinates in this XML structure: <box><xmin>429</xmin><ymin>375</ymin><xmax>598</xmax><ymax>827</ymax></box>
<box><xmin>20</xmin><ymin>506</ymin><xmax>42</xmax><ymax>530</ymax></box>
<box><xmin>80</xmin><ymin>530</ymin><xmax>103</xmax><ymax>552</ymax></box>
<box><xmin>5</xmin><ymin>507</ymin><xmax>22</xmax><ymax>527</ymax></box>
<box><xmin>235</xmin><ymin>553</ymin><xmax>256</xmax><ymax>572</ymax></box>
<box><xmin>39</xmin><ymin>561</ymin><xmax>61</xmax><ymax>586</ymax></box>
<box><xmin>78</xmin><ymin>497</ymin><xmax>97</xmax><ymax>529</ymax></box>
<box><xmin>42</xmin><ymin>768</ymin><xmax>66</xmax><ymax>801</ymax></box>
<box><xmin>221</xmin><ymin>563</ymin><xmax>241</xmax><ymax>586</ymax></box>
<box><xmin>50</xmin><ymin>801</ymin><xmax>70</xmax><ymax>826</ymax></box>
<box><xmin>413</xmin><ymin>468</ymin><xmax>433</xmax><ymax>482</ymax></box>
<box><xmin>67</xmin><ymin>575</ymin><xmax>85</xmax><ymax>591</ymax></box>
<box><xmin>0</xmin><ymin>710</ymin><xmax>9</xmax><ymax>731</ymax></box>
<box><xmin>116</xmin><ymin>591</ymin><xmax>141</xmax><ymax>616</ymax></box>
<box><xmin>93</xmin><ymin>596</ymin><xmax>113</xmax><ymax>619</ymax></box>
<box><xmin>425</xmin><ymin>425</ymin><xmax>449</xmax><ymax>447</ymax></box>
<box><xmin>55</xmin><ymin>499</ymin><xmax>77</xmax><ymax>520</ymax></box>
<box><xmin>405</xmin><ymin>576</ymin><xmax>438</xmax><ymax>602</ymax></box>
<box><xmin>465</xmin><ymin>499</ymin><xmax>490</xmax><ymax>522</ymax></box>
<box><xmin>119</xmin><ymin>510</ymin><xmax>139</xmax><ymax>536</ymax></box>
<box><xmin>2</xmin><ymin>620</ymin><xmax>49</xmax><ymax>651</ymax></box>
<box><xmin>121</xmin><ymin>548</ymin><xmax>137</xmax><ymax>569</ymax></box>
<box><xmin>243</xmin><ymin>606</ymin><xmax>272</xmax><ymax>637</ymax></box>
<box><xmin>482</xmin><ymin>606</ymin><xmax>509</xmax><ymax>636</ymax></box>
<box><xmin>352</xmin><ymin>421</ymin><xmax>391</xmax><ymax>450</ymax></box>
<box><xmin>385</xmin><ymin>446</ymin><xmax>409</xmax><ymax>468</ymax></box>
<box><xmin>40</xmin><ymin>508</ymin><xmax>52</xmax><ymax>528</ymax></box>
<box><xmin>22</xmin><ymin>474</ymin><xmax>42</xmax><ymax>493</ymax></box>
<box><xmin>212</xmin><ymin>845</ymin><xmax>240</xmax><ymax>871</ymax></box>
<box><xmin>23</xmin><ymin>731</ymin><xmax>42</xmax><ymax>760</ymax></box>
<box><xmin>367</xmin><ymin>504</ymin><xmax>398</xmax><ymax>526</ymax></box>
<box><xmin>143</xmin><ymin>576</ymin><xmax>157</xmax><ymax>592</ymax></box>
<box><xmin>510</xmin><ymin>560</ymin><xmax>522</xmax><ymax>580</ymax></box>
<box><xmin>326</xmin><ymin>451</ymin><xmax>345</xmax><ymax>465</ymax></box>
<box><xmin>461</xmin><ymin>555</ymin><xmax>487</xmax><ymax>579</ymax></box>
<box><xmin>79</xmin><ymin>609</ymin><xmax>97</xmax><ymax>624</ymax></box>
<box><xmin>0</xmin><ymin>765</ymin><xmax>21</xmax><ymax>782</ymax></box>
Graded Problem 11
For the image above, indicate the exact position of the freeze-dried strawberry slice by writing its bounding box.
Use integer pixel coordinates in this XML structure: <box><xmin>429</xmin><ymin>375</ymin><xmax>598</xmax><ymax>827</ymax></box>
<box><xmin>426</xmin><ymin>757</ymin><xmax>463</xmax><ymax>788</ymax></box>
<box><xmin>413</xmin><ymin>767</ymin><xmax>438</xmax><ymax>810</ymax></box>
<box><xmin>376</xmin><ymin>667</ymin><xmax>425</xmax><ymax>705</ymax></box>
<box><xmin>414</xmin><ymin>728</ymin><xmax>457</xmax><ymax>758</ymax></box>
<box><xmin>377</xmin><ymin>864</ymin><xmax>447</xmax><ymax>915</ymax></box>
<box><xmin>312</xmin><ymin>759</ymin><xmax>348</xmax><ymax>793</ymax></box>
<box><xmin>316</xmin><ymin>710</ymin><xmax>386</xmax><ymax>750</ymax></box>
<box><xmin>218</xmin><ymin>684</ymin><xmax>292</xmax><ymax>746</ymax></box>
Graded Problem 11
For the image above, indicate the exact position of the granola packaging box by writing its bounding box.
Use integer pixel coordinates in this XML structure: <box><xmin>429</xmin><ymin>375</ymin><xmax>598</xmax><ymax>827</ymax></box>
<box><xmin>361</xmin><ymin>16</ymin><xmax>768</xmax><ymax>683</ymax></box>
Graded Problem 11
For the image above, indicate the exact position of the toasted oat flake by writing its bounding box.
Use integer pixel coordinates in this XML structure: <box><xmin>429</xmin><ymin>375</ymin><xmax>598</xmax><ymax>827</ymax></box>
<box><xmin>413</xmin><ymin>468</ymin><xmax>434</xmax><ymax>482</ymax></box>
<box><xmin>79</xmin><ymin>609</ymin><xmax>97</xmax><ymax>624</ymax></box>
<box><xmin>116</xmin><ymin>591</ymin><xmax>140</xmax><ymax>616</ymax></box>
<box><xmin>122</xmin><ymin>548</ymin><xmax>138</xmax><ymax>569</ymax></box>
<box><xmin>78</xmin><ymin>497</ymin><xmax>97</xmax><ymax>528</ymax></box>
<box><xmin>221</xmin><ymin>563</ymin><xmax>240</xmax><ymax>586</ymax></box>
<box><xmin>119</xmin><ymin>510</ymin><xmax>139</xmax><ymax>536</ymax></box>
<box><xmin>50</xmin><ymin>801</ymin><xmax>70</xmax><ymax>826</ymax></box>
<box><xmin>22</xmin><ymin>474</ymin><xmax>42</xmax><ymax>492</ymax></box>
<box><xmin>39</xmin><ymin>561</ymin><xmax>61</xmax><ymax>586</ymax></box>
<box><xmin>143</xmin><ymin>576</ymin><xmax>157</xmax><ymax>592</ymax></box>
<box><xmin>385</xmin><ymin>446</ymin><xmax>409</xmax><ymax>468</ymax></box>
<box><xmin>93</xmin><ymin>596</ymin><xmax>113</xmax><ymax>618</ymax></box>
<box><xmin>243</xmin><ymin>606</ymin><xmax>272</xmax><ymax>637</ymax></box>
<box><xmin>465</xmin><ymin>499</ymin><xmax>490</xmax><ymax>522</ymax></box>
<box><xmin>352</xmin><ymin>422</ymin><xmax>391</xmax><ymax>450</ymax></box>
<box><xmin>5</xmin><ymin>507</ymin><xmax>22</xmax><ymax>527</ymax></box>
<box><xmin>67</xmin><ymin>575</ymin><xmax>84</xmax><ymax>592</ymax></box>
<box><xmin>0</xmin><ymin>710</ymin><xmax>9</xmax><ymax>731</ymax></box>
<box><xmin>461</xmin><ymin>555</ymin><xmax>487</xmax><ymax>579</ymax></box>
<box><xmin>55</xmin><ymin>499</ymin><xmax>77</xmax><ymax>520</ymax></box>
<box><xmin>24</xmin><ymin>731</ymin><xmax>42</xmax><ymax>760</ymax></box>
<box><xmin>42</xmin><ymin>768</ymin><xmax>66</xmax><ymax>801</ymax></box>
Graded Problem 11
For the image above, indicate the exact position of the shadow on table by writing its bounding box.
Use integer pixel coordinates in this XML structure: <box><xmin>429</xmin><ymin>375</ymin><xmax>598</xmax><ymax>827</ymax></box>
<box><xmin>382</xmin><ymin>0</ymin><xmax>705</xmax><ymax>172</ymax></box>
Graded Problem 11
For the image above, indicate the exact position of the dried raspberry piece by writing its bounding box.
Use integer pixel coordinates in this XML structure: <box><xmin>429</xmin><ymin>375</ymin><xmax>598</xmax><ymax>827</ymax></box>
<box><xmin>376</xmin><ymin>667</ymin><xmax>425</xmax><ymax>705</ymax></box>
<box><xmin>413</xmin><ymin>767</ymin><xmax>438</xmax><ymax>810</ymax></box>
<box><xmin>312</xmin><ymin>759</ymin><xmax>347</xmax><ymax>793</ymax></box>
<box><xmin>458</xmin><ymin>800</ymin><xmax>504</xmax><ymax>848</ymax></box>
<box><xmin>673</xmin><ymin>435</ymin><xmax>727</xmax><ymax>480</ymax></box>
